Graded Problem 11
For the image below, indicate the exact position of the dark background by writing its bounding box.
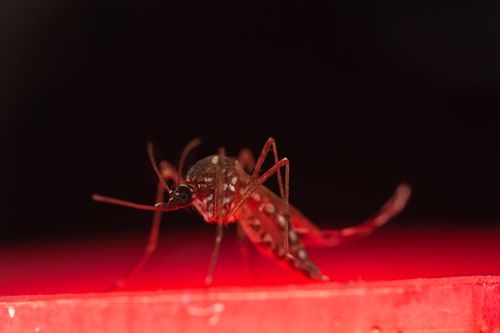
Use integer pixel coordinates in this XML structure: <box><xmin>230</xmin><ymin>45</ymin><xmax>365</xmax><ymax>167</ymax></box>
<box><xmin>1</xmin><ymin>0</ymin><xmax>499</xmax><ymax>242</ymax></box>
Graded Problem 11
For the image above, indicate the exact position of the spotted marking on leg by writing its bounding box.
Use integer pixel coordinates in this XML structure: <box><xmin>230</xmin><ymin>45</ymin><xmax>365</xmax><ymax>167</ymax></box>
<box><xmin>297</xmin><ymin>249</ymin><xmax>308</xmax><ymax>260</ymax></box>
<box><xmin>288</xmin><ymin>230</ymin><xmax>299</xmax><ymax>243</ymax></box>
<box><xmin>277</xmin><ymin>214</ymin><xmax>286</xmax><ymax>228</ymax></box>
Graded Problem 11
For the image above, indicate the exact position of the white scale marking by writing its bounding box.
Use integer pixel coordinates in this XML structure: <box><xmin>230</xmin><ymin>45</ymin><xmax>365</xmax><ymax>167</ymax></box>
<box><xmin>264</xmin><ymin>203</ymin><xmax>275</xmax><ymax>214</ymax></box>
<box><xmin>262</xmin><ymin>233</ymin><xmax>273</xmax><ymax>244</ymax></box>
<box><xmin>277</xmin><ymin>215</ymin><xmax>286</xmax><ymax>228</ymax></box>
<box><xmin>251</xmin><ymin>192</ymin><xmax>261</xmax><ymax>201</ymax></box>
<box><xmin>297</xmin><ymin>249</ymin><xmax>307</xmax><ymax>260</ymax></box>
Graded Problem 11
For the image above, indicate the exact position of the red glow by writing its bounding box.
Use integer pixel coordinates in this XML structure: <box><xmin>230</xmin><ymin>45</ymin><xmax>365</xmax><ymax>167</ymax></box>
<box><xmin>1</xmin><ymin>222</ymin><xmax>499</xmax><ymax>295</ymax></box>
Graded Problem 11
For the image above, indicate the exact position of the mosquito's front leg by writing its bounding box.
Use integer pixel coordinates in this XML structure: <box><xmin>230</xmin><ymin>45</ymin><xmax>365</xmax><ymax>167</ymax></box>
<box><xmin>105</xmin><ymin>178</ymin><xmax>166</xmax><ymax>291</ymax></box>
<box><xmin>103</xmin><ymin>145</ymin><xmax>179</xmax><ymax>291</ymax></box>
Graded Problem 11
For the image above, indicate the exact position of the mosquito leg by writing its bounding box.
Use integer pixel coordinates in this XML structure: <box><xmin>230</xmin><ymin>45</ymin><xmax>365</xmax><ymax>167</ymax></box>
<box><xmin>233</xmin><ymin>139</ymin><xmax>330</xmax><ymax>281</ymax></box>
<box><xmin>205</xmin><ymin>222</ymin><xmax>224</xmax><ymax>287</ymax></box>
<box><xmin>235</xmin><ymin>157</ymin><xmax>329</xmax><ymax>280</ymax></box>
<box><xmin>105</xmin><ymin>177</ymin><xmax>166</xmax><ymax>291</ymax></box>
<box><xmin>308</xmin><ymin>182</ymin><xmax>412</xmax><ymax>247</ymax></box>
<box><xmin>204</xmin><ymin>146</ymin><xmax>227</xmax><ymax>287</ymax></box>
<box><xmin>250</xmin><ymin>137</ymin><xmax>285</xmax><ymax>199</ymax></box>
<box><xmin>176</xmin><ymin>137</ymin><xmax>202</xmax><ymax>185</ymax></box>
<box><xmin>231</xmin><ymin>158</ymin><xmax>293</xmax><ymax>251</ymax></box>
<box><xmin>237</xmin><ymin>138</ymin><xmax>289</xmax><ymax>247</ymax></box>
<box><xmin>104</xmin><ymin>150</ymin><xmax>178</xmax><ymax>291</ymax></box>
<box><xmin>236</xmin><ymin>148</ymin><xmax>256</xmax><ymax>245</ymax></box>
<box><xmin>92</xmin><ymin>194</ymin><xmax>161</xmax><ymax>211</ymax></box>
<box><xmin>229</xmin><ymin>157</ymin><xmax>290</xmax><ymax>232</ymax></box>
<box><xmin>97</xmin><ymin>140</ymin><xmax>199</xmax><ymax>291</ymax></box>
<box><xmin>234</xmin><ymin>138</ymin><xmax>291</xmax><ymax>250</ymax></box>
<box><xmin>235</xmin><ymin>148</ymin><xmax>262</xmax><ymax>280</ymax></box>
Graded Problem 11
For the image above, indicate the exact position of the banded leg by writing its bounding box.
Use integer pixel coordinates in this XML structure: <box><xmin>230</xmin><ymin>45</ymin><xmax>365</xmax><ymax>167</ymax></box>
<box><xmin>297</xmin><ymin>182</ymin><xmax>412</xmax><ymax>247</ymax></box>
<box><xmin>231</xmin><ymin>138</ymin><xmax>329</xmax><ymax>280</ymax></box>
<box><xmin>103</xmin><ymin>145</ymin><xmax>179</xmax><ymax>291</ymax></box>
<box><xmin>104</xmin><ymin>178</ymin><xmax>165</xmax><ymax>291</ymax></box>
<box><xmin>236</xmin><ymin>148</ymin><xmax>262</xmax><ymax>281</ymax></box>
<box><xmin>231</xmin><ymin>138</ymin><xmax>290</xmax><ymax>248</ymax></box>
<box><xmin>204</xmin><ymin>147</ymin><xmax>226</xmax><ymax>287</ymax></box>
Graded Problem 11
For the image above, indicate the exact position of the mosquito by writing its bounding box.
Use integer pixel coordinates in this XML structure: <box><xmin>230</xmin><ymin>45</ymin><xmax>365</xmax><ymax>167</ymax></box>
<box><xmin>92</xmin><ymin>137</ymin><xmax>412</xmax><ymax>290</ymax></box>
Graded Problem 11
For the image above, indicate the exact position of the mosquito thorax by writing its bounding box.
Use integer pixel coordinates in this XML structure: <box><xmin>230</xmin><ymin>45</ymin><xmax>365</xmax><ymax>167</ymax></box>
<box><xmin>185</xmin><ymin>155</ymin><xmax>248</xmax><ymax>223</ymax></box>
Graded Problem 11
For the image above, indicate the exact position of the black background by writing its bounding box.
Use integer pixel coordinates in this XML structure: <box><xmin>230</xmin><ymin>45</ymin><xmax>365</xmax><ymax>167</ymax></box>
<box><xmin>1</xmin><ymin>0</ymin><xmax>499</xmax><ymax>242</ymax></box>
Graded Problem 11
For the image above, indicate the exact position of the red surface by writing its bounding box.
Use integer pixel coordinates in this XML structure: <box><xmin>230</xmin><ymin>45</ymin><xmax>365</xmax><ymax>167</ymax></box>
<box><xmin>1</xmin><ymin>276</ymin><xmax>500</xmax><ymax>332</ymax></box>
<box><xmin>1</xmin><ymin>222</ymin><xmax>500</xmax><ymax>295</ymax></box>
<box><xmin>2</xmin><ymin>222</ymin><xmax>500</xmax><ymax>332</ymax></box>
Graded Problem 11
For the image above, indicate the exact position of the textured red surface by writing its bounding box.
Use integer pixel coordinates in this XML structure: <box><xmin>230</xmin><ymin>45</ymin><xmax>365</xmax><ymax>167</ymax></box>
<box><xmin>1</xmin><ymin>275</ymin><xmax>500</xmax><ymax>332</ymax></box>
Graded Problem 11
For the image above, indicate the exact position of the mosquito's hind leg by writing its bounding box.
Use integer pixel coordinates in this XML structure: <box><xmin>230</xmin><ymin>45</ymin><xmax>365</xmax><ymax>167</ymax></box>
<box><xmin>297</xmin><ymin>182</ymin><xmax>412</xmax><ymax>248</ymax></box>
<box><xmin>318</xmin><ymin>182</ymin><xmax>412</xmax><ymax>247</ymax></box>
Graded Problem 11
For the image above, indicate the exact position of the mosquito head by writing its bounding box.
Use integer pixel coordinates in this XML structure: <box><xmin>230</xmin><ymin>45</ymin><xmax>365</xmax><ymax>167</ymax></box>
<box><xmin>167</xmin><ymin>183</ymin><xmax>196</xmax><ymax>208</ymax></box>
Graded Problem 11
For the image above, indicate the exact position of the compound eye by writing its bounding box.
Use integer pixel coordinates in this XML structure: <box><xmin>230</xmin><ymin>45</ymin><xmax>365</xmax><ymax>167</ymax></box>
<box><xmin>173</xmin><ymin>184</ymin><xmax>194</xmax><ymax>206</ymax></box>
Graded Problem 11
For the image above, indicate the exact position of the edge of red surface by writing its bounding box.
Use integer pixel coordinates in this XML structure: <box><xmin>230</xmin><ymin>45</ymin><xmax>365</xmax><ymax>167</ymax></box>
<box><xmin>1</xmin><ymin>275</ymin><xmax>500</xmax><ymax>332</ymax></box>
